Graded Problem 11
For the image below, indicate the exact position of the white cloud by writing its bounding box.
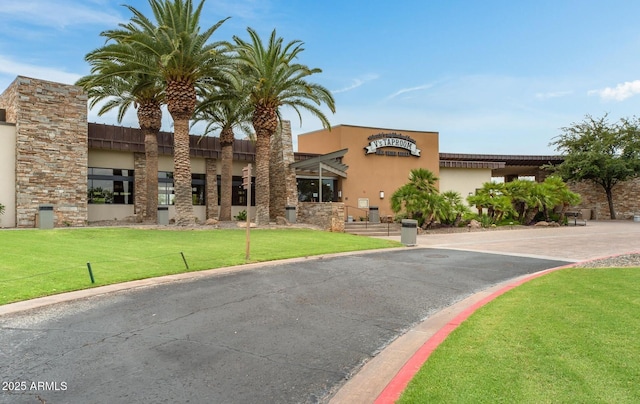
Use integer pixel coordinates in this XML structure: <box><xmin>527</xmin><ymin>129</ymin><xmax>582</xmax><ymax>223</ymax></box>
<box><xmin>588</xmin><ymin>80</ymin><xmax>640</xmax><ymax>101</ymax></box>
<box><xmin>332</xmin><ymin>74</ymin><xmax>379</xmax><ymax>94</ymax></box>
<box><xmin>0</xmin><ymin>56</ymin><xmax>80</xmax><ymax>85</ymax></box>
<box><xmin>535</xmin><ymin>90</ymin><xmax>573</xmax><ymax>100</ymax></box>
<box><xmin>387</xmin><ymin>83</ymin><xmax>434</xmax><ymax>100</ymax></box>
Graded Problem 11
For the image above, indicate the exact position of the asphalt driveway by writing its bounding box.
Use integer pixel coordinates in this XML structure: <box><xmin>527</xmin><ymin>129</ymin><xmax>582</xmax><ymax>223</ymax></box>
<box><xmin>0</xmin><ymin>248</ymin><xmax>568</xmax><ymax>403</ymax></box>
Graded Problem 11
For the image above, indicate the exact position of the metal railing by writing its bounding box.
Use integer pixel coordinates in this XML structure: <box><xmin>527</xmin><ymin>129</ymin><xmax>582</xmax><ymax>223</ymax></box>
<box><xmin>345</xmin><ymin>205</ymin><xmax>369</xmax><ymax>228</ymax></box>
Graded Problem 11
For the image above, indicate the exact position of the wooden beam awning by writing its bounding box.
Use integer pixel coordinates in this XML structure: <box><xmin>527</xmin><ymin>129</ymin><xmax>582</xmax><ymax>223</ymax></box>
<box><xmin>290</xmin><ymin>148</ymin><xmax>348</xmax><ymax>178</ymax></box>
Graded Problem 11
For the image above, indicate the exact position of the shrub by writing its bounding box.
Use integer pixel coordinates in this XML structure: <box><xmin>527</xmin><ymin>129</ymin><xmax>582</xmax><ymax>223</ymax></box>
<box><xmin>234</xmin><ymin>210</ymin><xmax>247</xmax><ymax>221</ymax></box>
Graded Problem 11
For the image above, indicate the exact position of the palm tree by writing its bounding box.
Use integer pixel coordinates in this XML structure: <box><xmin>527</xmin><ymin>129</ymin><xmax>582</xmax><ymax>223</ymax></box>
<box><xmin>89</xmin><ymin>0</ymin><xmax>230</xmax><ymax>225</ymax></box>
<box><xmin>467</xmin><ymin>182</ymin><xmax>514</xmax><ymax>224</ymax></box>
<box><xmin>440</xmin><ymin>190</ymin><xmax>470</xmax><ymax>226</ymax></box>
<box><xmin>541</xmin><ymin>175</ymin><xmax>581</xmax><ymax>223</ymax></box>
<box><xmin>76</xmin><ymin>66</ymin><xmax>164</xmax><ymax>223</ymax></box>
<box><xmin>193</xmin><ymin>78</ymin><xmax>253</xmax><ymax>221</ymax></box>
<box><xmin>229</xmin><ymin>28</ymin><xmax>336</xmax><ymax>225</ymax></box>
<box><xmin>391</xmin><ymin>168</ymin><xmax>442</xmax><ymax>227</ymax></box>
<box><xmin>504</xmin><ymin>179</ymin><xmax>535</xmax><ymax>223</ymax></box>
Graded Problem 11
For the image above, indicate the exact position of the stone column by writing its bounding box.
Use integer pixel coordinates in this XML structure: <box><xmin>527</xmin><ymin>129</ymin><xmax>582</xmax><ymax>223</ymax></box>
<box><xmin>269</xmin><ymin>120</ymin><xmax>298</xmax><ymax>221</ymax></box>
<box><xmin>6</xmin><ymin>77</ymin><xmax>88</xmax><ymax>227</ymax></box>
<box><xmin>134</xmin><ymin>152</ymin><xmax>146</xmax><ymax>221</ymax></box>
<box><xmin>206</xmin><ymin>158</ymin><xmax>219</xmax><ymax>220</ymax></box>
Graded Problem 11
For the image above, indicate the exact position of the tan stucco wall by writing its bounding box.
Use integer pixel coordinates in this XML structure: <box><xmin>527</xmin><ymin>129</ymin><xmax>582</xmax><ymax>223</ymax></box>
<box><xmin>89</xmin><ymin>150</ymin><xmax>135</xmax><ymax>169</ymax></box>
<box><xmin>88</xmin><ymin>150</ymin><xmax>256</xmax><ymax>222</ymax></box>
<box><xmin>439</xmin><ymin>167</ymin><xmax>493</xmax><ymax>206</ymax></box>
<box><xmin>0</xmin><ymin>123</ymin><xmax>16</xmax><ymax>227</ymax></box>
<box><xmin>298</xmin><ymin>125</ymin><xmax>439</xmax><ymax>218</ymax></box>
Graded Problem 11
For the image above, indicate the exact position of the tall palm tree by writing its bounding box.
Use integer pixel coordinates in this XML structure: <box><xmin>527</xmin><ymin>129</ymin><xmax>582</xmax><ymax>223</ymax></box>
<box><xmin>229</xmin><ymin>28</ymin><xmax>336</xmax><ymax>225</ymax></box>
<box><xmin>89</xmin><ymin>0</ymin><xmax>230</xmax><ymax>225</ymax></box>
<box><xmin>193</xmin><ymin>78</ymin><xmax>253</xmax><ymax>221</ymax></box>
<box><xmin>76</xmin><ymin>67</ymin><xmax>164</xmax><ymax>223</ymax></box>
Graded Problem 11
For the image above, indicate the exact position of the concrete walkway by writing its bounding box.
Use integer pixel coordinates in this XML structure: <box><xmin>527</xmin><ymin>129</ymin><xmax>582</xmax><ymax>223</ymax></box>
<box><xmin>408</xmin><ymin>220</ymin><xmax>640</xmax><ymax>261</ymax></box>
<box><xmin>330</xmin><ymin>220</ymin><xmax>640</xmax><ymax>403</ymax></box>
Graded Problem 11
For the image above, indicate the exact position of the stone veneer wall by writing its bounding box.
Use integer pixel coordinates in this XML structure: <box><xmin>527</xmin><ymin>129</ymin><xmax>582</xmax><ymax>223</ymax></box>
<box><xmin>205</xmin><ymin>158</ymin><xmax>218</xmax><ymax>219</ymax></box>
<box><xmin>269</xmin><ymin>120</ymin><xmax>298</xmax><ymax>220</ymax></box>
<box><xmin>0</xmin><ymin>76</ymin><xmax>88</xmax><ymax>227</ymax></box>
<box><xmin>134</xmin><ymin>152</ymin><xmax>146</xmax><ymax>220</ymax></box>
<box><xmin>0</xmin><ymin>79</ymin><xmax>18</xmax><ymax>123</ymax></box>
<box><xmin>569</xmin><ymin>177</ymin><xmax>640</xmax><ymax>220</ymax></box>
<box><xmin>298</xmin><ymin>202</ymin><xmax>345</xmax><ymax>232</ymax></box>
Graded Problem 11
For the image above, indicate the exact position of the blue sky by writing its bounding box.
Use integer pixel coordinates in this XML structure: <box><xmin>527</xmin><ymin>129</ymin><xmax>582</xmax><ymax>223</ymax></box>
<box><xmin>2</xmin><ymin>0</ymin><xmax>640</xmax><ymax>155</ymax></box>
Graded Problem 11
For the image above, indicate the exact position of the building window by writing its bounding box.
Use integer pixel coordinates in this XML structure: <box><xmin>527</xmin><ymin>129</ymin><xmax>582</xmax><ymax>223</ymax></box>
<box><xmin>297</xmin><ymin>178</ymin><xmax>336</xmax><ymax>202</ymax></box>
<box><xmin>88</xmin><ymin>168</ymin><xmax>134</xmax><ymax>204</ymax></box>
<box><xmin>231</xmin><ymin>175</ymin><xmax>255</xmax><ymax>206</ymax></box>
<box><xmin>158</xmin><ymin>172</ymin><xmax>206</xmax><ymax>206</ymax></box>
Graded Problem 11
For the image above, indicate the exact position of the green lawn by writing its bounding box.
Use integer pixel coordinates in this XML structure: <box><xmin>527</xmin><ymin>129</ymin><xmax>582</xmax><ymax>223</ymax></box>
<box><xmin>399</xmin><ymin>267</ymin><xmax>640</xmax><ymax>404</ymax></box>
<box><xmin>0</xmin><ymin>227</ymin><xmax>400</xmax><ymax>305</ymax></box>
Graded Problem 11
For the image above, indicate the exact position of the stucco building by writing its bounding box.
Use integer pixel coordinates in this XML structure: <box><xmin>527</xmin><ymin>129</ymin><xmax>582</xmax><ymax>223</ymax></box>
<box><xmin>2</xmin><ymin>76</ymin><xmax>637</xmax><ymax>229</ymax></box>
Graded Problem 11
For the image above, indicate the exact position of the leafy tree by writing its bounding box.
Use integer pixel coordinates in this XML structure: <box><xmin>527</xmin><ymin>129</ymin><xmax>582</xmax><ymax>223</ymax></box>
<box><xmin>549</xmin><ymin>114</ymin><xmax>640</xmax><ymax>219</ymax></box>
<box><xmin>77</xmin><ymin>62</ymin><xmax>164</xmax><ymax>222</ymax></box>
<box><xmin>87</xmin><ymin>0</ymin><xmax>230</xmax><ymax>225</ymax></box>
<box><xmin>228</xmin><ymin>28</ymin><xmax>336</xmax><ymax>225</ymax></box>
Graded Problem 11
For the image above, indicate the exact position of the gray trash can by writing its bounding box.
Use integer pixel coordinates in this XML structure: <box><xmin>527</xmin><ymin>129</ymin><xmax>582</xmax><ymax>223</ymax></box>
<box><xmin>158</xmin><ymin>206</ymin><xmax>169</xmax><ymax>225</ymax></box>
<box><xmin>401</xmin><ymin>219</ymin><xmax>418</xmax><ymax>246</ymax></box>
<box><xmin>38</xmin><ymin>204</ymin><xmax>54</xmax><ymax>229</ymax></box>
<box><xmin>285</xmin><ymin>206</ymin><xmax>296</xmax><ymax>223</ymax></box>
<box><xmin>369</xmin><ymin>206</ymin><xmax>380</xmax><ymax>223</ymax></box>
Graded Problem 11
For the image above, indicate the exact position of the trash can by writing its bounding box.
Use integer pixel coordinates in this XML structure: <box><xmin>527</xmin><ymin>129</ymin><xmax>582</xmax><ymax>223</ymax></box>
<box><xmin>369</xmin><ymin>206</ymin><xmax>380</xmax><ymax>223</ymax></box>
<box><xmin>158</xmin><ymin>206</ymin><xmax>169</xmax><ymax>225</ymax></box>
<box><xmin>401</xmin><ymin>219</ymin><xmax>418</xmax><ymax>246</ymax></box>
<box><xmin>285</xmin><ymin>206</ymin><xmax>296</xmax><ymax>223</ymax></box>
<box><xmin>38</xmin><ymin>204</ymin><xmax>54</xmax><ymax>229</ymax></box>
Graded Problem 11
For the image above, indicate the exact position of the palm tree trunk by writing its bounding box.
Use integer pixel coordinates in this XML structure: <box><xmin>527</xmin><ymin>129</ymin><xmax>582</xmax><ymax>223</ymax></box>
<box><xmin>167</xmin><ymin>79</ymin><xmax>196</xmax><ymax>226</ymax></box>
<box><xmin>252</xmin><ymin>106</ymin><xmax>278</xmax><ymax>226</ymax></box>
<box><xmin>254</xmin><ymin>132</ymin><xmax>271</xmax><ymax>225</ymax></box>
<box><xmin>143</xmin><ymin>130</ymin><xmax>159</xmax><ymax>222</ymax></box>
<box><xmin>173</xmin><ymin>117</ymin><xmax>195</xmax><ymax>225</ymax></box>
<box><xmin>138</xmin><ymin>102</ymin><xmax>161</xmax><ymax>223</ymax></box>
<box><xmin>219</xmin><ymin>127</ymin><xmax>234</xmax><ymax>221</ymax></box>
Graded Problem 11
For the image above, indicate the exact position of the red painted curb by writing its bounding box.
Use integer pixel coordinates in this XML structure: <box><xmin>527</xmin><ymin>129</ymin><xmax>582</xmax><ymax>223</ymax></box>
<box><xmin>373</xmin><ymin>263</ymin><xmax>576</xmax><ymax>404</ymax></box>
